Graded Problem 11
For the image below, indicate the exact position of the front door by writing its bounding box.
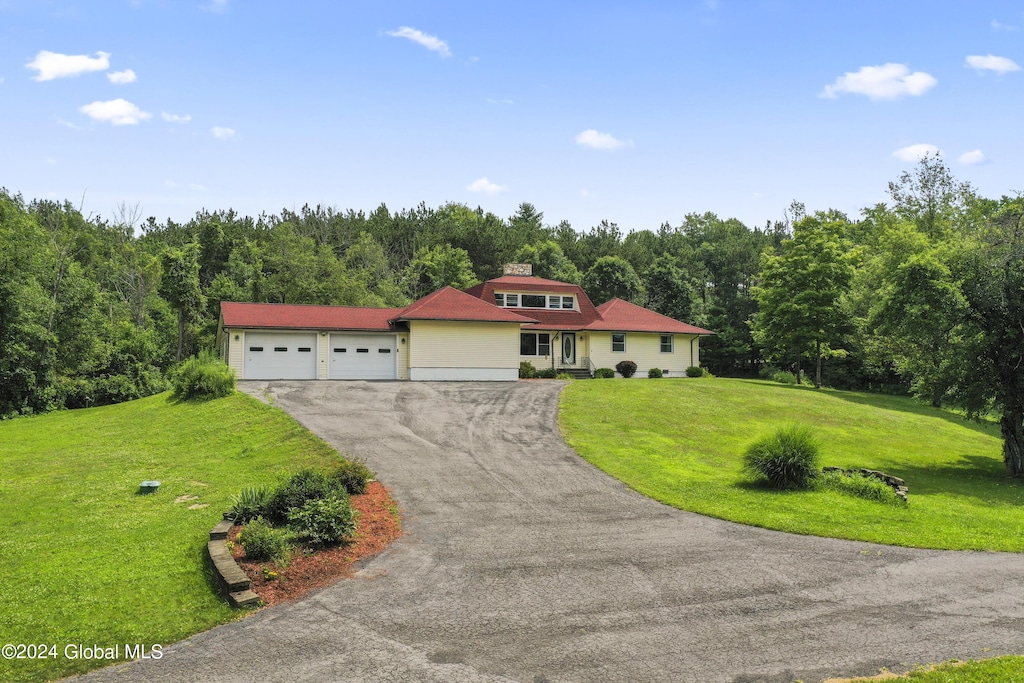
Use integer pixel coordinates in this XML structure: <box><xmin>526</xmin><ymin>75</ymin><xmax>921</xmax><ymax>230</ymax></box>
<box><xmin>562</xmin><ymin>332</ymin><xmax>576</xmax><ymax>366</ymax></box>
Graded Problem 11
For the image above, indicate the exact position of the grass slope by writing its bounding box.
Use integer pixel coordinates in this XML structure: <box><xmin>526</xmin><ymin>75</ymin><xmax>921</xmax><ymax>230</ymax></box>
<box><xmin>0</xmin><ymin>392</ymin><xmax>342</xmax><ymax>682</ymax></box>
<box><xmin>561</xmin><ymin>378</ymin><xmax>1024</xmax><ymax>551</ymax></box>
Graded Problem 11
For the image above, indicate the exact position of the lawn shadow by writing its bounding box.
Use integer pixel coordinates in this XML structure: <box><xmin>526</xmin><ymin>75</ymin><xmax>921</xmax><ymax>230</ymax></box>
<box><xmin>880</xmin><ymin>453</ymin><xmax>1024</xmax><ymax>502</ymax></box>
<box><xmin>731</xmin><ymin>379</ymin><xmax>1000</xmax><ymax>439</ymax></box>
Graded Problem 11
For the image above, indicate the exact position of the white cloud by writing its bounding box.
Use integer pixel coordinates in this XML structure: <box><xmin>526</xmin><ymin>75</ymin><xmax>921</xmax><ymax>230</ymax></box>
<box><xmin>56</xmin><ymin>117</ymin><xmax>84</xmax><ymax>130</ymax></box>
<box><xmin>820</xmin><ymin>63</ymin><xmax>937</xmax><ymax>100</ymax></box>
<box><xmin>958</xmin><ymin>149</ymin><xmax>986</xmax><ymax>165</ymax></box>
<box><xmin>202</xmin><ymin>0</ymin><xmax>229</xmax><ymax>12</ymax></box>
<box><xmin>107</xmin><ymin>69</ymin><xmax>136</xmax><ymax>84</ymax></box>
<box><xmin>466</xmin><ymin>177</ymin><xmax>506</xmax><ymax>195</ymax></box>
<box><xmin>27</xmin><ymin>50</ymin><xmax>110</xmax><ymax>81</ymax></box>
<box><xmin>385</xmin><ymin>27</ymin><xmax>451</xmax><ymax>57</ymax></box>
<box><xmin>80</xmin><ymin>98</ymin><xmax>151</xmax><ymax>125</ymax></box>
<box><xmin>575</xmin><ymin>129</ymin><xmax>631</xmax><ymax>150</ymax></box>
<box><xmin>486</xmin><ymin>98</ymin><xmax>513</xmax><ymax>105</ymax></box>
<box><xmin>966</xmin><ymin>54</ymin><xmax>1021</xmax><ymax>74</ymax></box>
<box><xmin>211</xmin><ymin>126</ymin><xmax>235</xmax><ymax>139</ymax></box>
<box><xmin>892</xmin><ymin>144</ymin><xmax>941</xmax><ymax>162</ymax></box>
<box><xmin>991</xmin><ymin>19</ymin><xmax>1016</xmax><ymax>32</ymax></box>
<box><xmin>161</xmin><ymin>112</ymin><xmax>191</xmax><ymax>123</ymax></box>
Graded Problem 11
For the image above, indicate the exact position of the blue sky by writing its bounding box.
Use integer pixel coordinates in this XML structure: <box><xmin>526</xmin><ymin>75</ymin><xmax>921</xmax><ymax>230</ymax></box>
<box><xmin>2</xmin><ymin>1</ymin><xmax>1022</xmax><ymax>232</ymax></box>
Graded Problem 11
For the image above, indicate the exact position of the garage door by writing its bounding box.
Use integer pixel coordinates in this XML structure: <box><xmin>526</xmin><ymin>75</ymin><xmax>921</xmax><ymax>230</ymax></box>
<box><xmin>244</xmin><ymin>332</ymin><xmax>318</xmax><ymax>380</ymax></box>
<box><xmin>329</xmin><ymin>334</ymin><xmax>397</xmax><ymax>380</ymax></box>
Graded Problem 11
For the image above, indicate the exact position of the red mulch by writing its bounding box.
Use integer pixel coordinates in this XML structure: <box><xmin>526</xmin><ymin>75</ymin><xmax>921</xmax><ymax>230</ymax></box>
<box><xmin>229</xmin><ymin>481</ymin><xmax>402</xmax><ymax>607</ymax></box>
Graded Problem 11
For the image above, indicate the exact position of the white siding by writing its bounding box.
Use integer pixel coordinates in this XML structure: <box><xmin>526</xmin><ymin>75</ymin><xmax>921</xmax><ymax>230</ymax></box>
<box><xmin>408</xmin><ymin>320</ymin><xmax>521</xmax><ymax>380</ymax></box>
<box><xmin>589</xmin><ymin>332</ymin><xmax>701</xmax><ymax>377</ymax></box>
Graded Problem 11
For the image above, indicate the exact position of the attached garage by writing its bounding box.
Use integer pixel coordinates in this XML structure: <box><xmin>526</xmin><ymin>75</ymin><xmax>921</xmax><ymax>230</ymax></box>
<box><xmin>244</xmin><ymin>331</ymin><xmax>318</xmax><ymax>380</ymax></box>
<box><xmin>329</xmin><ymin>333</ymin><xmax>397</xmax><ymax>380</ymax></box>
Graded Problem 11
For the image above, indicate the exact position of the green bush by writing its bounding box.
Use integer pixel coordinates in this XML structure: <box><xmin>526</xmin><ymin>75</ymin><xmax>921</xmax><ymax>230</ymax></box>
<box><xmin>615</xmin><ymin>360</ymin><xmax>638</xmax><ymax>378</ymax></box>
<box><xmin>648</xmin><ymin>368</ymin><xmax>664</xmax><ymax>378</ymax></box>
<box><xmin>595</xmin><ymin>368</ymin><xmax>615</xmax><ymax>379</ymax></box>
<box><xmin>536</xmin><ymin>367</ymin><xmax>558</xmax><ymax>379</ymax></box>
<box><xmin>817</xmin><ymin>470</ymin><xmax>905</xmax><ymax>505</ymax></box>
<box><xmin>555</xmin><ymin>372</ymin><xmax>574</xmax><ymax>380</ymax></box>
<box><xmin>771</xmin><ymin>370</ymin><xmax>798</xmax><ymax>385</ymax></box>
<box><xmin>685</xmin><ymin>366</ymin><xmax>703</xmax><ymax>378</ymax></box>
<box><xmin>758</xmin><ymin>365</ymin><xmax>778</xmax><ymax>380</ymax></box>
<box><xmin>287</xmin><ymin>493</ymin><xmax>358</xmax><ymax>547</ymax></box>
<box><xmin>742</xmin><ymin>424</ymin><xmax>821</xmax><ymax>490</ymax></box>
<box><xmin>230</xmin><ymin>485</ymin><xmax>271</xmax><ymax>523</ymax></box>
<box><xmin>170</xmin><ymin>349</ymin><xmax>235</xmax><ymax>400</ymax></box>
<box><xmin>519</xmin><ymin>361</ymin><xmax>537</xmax><ymax>379</ymax></box>
<box><xmin>238</xmin><ymin>517</ymin><xmax>292</xmax><ymax>564</ymax></box>
<box><xmin>334</xmin><ymin>458</ymin><xmax>373</xmax><ymax>495</ymax></box>
<box><xmin>264</xmin><ymin>469</ymin><xmax>343</xmax><ymax>525</ymax></box>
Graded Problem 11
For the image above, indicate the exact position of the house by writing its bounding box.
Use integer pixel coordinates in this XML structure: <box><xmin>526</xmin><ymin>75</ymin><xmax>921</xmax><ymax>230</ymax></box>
<box><xmin>218</xmin><ymin>264</ymin><xmax>713</xmax><ymax>381</ymax></box>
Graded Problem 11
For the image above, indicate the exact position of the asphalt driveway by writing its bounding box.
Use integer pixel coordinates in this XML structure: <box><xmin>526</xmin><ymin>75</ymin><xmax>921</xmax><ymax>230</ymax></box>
<box><xmin>79</xmin><ymin>381</ymin><xmax>1024</xmax><ymax>682</ymax></box>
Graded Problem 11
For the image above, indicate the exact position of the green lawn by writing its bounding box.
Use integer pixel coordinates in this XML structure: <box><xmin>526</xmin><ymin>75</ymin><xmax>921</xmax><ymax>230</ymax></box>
<box><xmin>844</xmin><ymin>656</ymin><xmax>1024</xmax><ymax>682</ymax></box>
<box><xmin>0</xmin><ymin>392</ymin><xmax>343</xmax><ymax>682</ymax></box>
<box><xmin>560</xmin><ymin>378</ymin><xmax>1024</xmax><ymax>551</ymax></box>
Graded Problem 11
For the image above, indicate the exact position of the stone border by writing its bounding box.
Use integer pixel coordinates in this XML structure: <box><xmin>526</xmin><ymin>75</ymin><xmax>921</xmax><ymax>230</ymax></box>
<box><xmin>207</xmin><ymin>515</ymin><xmax>260</xmax><ymax>608</ymax></box>
<box><xmin>823</xmin><ymin>466</ymin><xmax>909</xmax><ymax>502</ymax></box>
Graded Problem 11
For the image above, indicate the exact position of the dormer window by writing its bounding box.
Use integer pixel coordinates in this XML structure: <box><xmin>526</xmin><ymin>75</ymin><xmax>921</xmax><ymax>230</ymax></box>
<box><xmin>495</xmin><ymin>292</ymin><xmax>575</xmax><ymax>310</ymax></box>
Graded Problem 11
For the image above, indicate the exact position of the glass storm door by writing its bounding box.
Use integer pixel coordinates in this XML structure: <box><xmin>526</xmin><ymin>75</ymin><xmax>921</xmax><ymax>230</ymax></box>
<box><xmin>562</xmin><ymin>333</ymin><xmax>576</xmax><ymax>365</ymax></box>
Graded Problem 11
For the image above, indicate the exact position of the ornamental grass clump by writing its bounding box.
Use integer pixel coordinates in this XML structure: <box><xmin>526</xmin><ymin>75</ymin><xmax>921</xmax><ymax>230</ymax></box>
<box><xmin>170</xmin><ymin>349</ymin><xmax>236</xmax><ymax>400</ymax></box>
<box><xmin>742</xmin><ymin>424</ymin><xmax>820</xmax><ymax>489</ymax></box>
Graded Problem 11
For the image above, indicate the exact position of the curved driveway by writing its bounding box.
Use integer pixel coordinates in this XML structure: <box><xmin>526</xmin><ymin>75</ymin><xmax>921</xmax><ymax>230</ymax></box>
<box><xmin>81</xmin><ymin>381</ymin><xmax>1024</xmax><ymax>682</ymax></box>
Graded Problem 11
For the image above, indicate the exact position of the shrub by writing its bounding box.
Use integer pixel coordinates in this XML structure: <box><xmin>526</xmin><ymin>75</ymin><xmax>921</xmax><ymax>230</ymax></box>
<box><xmin>758</xmin><ymin>365</ymin><xmax>778</xmax><ymax>380</ymax></box>
<box><xmin>264</xmin><ymin>469</ymin><xmax>343</xmax><ymax>525</ymax></box>
<box><xmin>817</xmin><ymin>470</ymin><xmax>905</xmax><ymax>505</ymax></box>
<box><xmin>685</xmin><ymin>366</ymin><xmax>703</xmax><ymax>378</ymax></box>
<box><xmin>595</xmin><ymin>368</ymin><xmax>615</xmax><ymax>379</ymax></box>
<box><xmin>238</xmin><ymin>517</ymin><xmax>292</xmax><ymax>564</ymax></box>
<box><xmin>771</xmin><ymin>370</ymin><xmax>798</xmax><ymax>385</ymax></box>
<box><xmin>519</xmin><ymin>361</ymin><xmax>537</xmax><ymax>379</ymax></box>
<box><xmin>648</xmin><ymin>368</ymin><xmax>663</xmax><ymax>378</ymax></box>
<box><xmin>170</xmin><ymin>349</ymin><xmax>235</xmax><ymax>400</ymax></box>
<box><xmin>230</xmin><ymin>485</ymin><xmax>271</xmax><ymax>523</ymax></box>
<box><xmin>287</xmin><ymin>493</ymin><xmax>358</xmax><ymax>547</ymax></box>
<box><xmin>742</xmin><ymin>424</ymin><xmax>821</xmax><ymax>490</ymax></box>
<box><xmin>615</xmin><ymin>360</ymin><xmax>638</xmax><ymax>378</ymax></box>
<box><xmin>334</xmin><ymin>458</ymin><xmax>373</xmax><ymax>495</ymax></box>
<box><xmin>536</xmin><ymin>367</ymin><xmax>557</xmax><ymax>379</ymax></box>
<box><xmin>555</xmin><ymin>372</ymin><xmax>574</xmax><ymax>380</ymax></box>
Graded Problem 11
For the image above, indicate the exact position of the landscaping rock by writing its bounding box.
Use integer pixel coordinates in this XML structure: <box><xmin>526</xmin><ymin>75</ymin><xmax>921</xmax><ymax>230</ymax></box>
<box><xmin>825</xmin><ymin>466</ymin><xmax>910</xmax><ymax>501</ymax></box>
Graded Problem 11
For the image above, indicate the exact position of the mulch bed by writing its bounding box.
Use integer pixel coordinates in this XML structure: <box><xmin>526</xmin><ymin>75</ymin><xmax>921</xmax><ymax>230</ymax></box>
<box><xmin>229</xmin><ymin>481</ymin><xmax>402</xmax><ymax>607</ymax></box>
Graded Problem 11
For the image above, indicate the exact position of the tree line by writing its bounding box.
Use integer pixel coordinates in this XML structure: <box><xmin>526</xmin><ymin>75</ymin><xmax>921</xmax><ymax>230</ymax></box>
<box><xmin>2</xmin><ymin>156</ymin><xmax>1022</xmax><ymax>474</ymax></box>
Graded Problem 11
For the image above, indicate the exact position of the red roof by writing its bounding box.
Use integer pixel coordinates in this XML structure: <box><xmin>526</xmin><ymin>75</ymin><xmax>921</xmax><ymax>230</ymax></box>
<box><xmin>397</xmin><ymin>287</ymin><xmax>538</xmax><ymax>324</ymax></box>
<box><xmin>221</xmin><ymin>301</ymin><xmax>401</xmax><ymax>331</ymax></box>
<box><xmin>588</xmin><ymin>299</ymin><xmax>714</xmax><ymax>335</ymax></box>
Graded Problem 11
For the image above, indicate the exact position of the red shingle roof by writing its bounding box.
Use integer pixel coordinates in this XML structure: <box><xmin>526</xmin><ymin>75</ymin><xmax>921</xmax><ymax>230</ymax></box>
<box><xmin>397</xmin><ymin>287</ymin><xmax>538</xmax><ymax>324</ymax></box>
<box><xmin>588</xmin><ymin>299</ymin><xmax>714</xmax><ymax>335</ymax></box>
<box><xmin>221</xmin><ymin>301</ymin><xmax>402</xmax><ymax>331</ymax></box>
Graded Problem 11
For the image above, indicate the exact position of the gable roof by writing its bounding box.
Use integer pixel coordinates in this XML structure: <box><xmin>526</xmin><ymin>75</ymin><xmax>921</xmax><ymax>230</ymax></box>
<box><xmin>588</xmin><ymin>298</ymin><xmax>714</xmax><ymax>335</ymax></box>
<box><xmin>397</xmin><ymin>287</ymin><xmax>538</xmax><ymax>324</ymax></box>
<box><xmin>221</xmin><ymin>301</ymin><xmax>402</xmax><ymax>331</ymax></box>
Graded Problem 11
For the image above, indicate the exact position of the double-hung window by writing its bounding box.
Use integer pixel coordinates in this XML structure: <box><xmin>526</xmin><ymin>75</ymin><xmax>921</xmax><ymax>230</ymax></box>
<box><xmin>611</xmin><ymin>333</ymin><xmax>626</xmax><ymax>352</ymax></box>
<box><xmin>660</xmin><ymin>335</ymin><xmax>673</xmax><ymax>353</ymax></box>
<box><xmin>520</xmin><ymin>332</ymin><xmax>551</xmax><ymax>356</ymax></box>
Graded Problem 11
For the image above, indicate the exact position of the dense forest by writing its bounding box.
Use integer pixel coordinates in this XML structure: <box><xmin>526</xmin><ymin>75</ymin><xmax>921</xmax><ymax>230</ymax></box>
<box><xmin>2</xmin><ymin>156</ymin><xmax>1023</xmax><ymax>473</ymax></box>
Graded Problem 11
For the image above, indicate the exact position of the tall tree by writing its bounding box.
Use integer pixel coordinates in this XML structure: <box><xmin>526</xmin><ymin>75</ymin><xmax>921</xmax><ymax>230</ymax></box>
<box><xmin>159</xmin><ymin>242</ymin><xmax>205</xmax><ymax>362</ymax></box>
<box><xmin>752</xmin><ymin>212</ymin><xmax>853</xmax><ymax>387</ymax></box>
<box><xmin>403</xmin><ymin>244</ymin><xmax>479</xmax><ymax>299</ymax></box>
<box><xmin>513</xmin><ymin>240</ymin><xmax>582</xmax><ymax>284</ymax></box>
<box><xmin>582</xmin><ymin>255</ymin><xmax>644</xmax><ymax>305</ymax></box>
<box><xmin>955</xmin><ymin>199</ymin><xmax>1024</xmax><ymax>476</ymax></box>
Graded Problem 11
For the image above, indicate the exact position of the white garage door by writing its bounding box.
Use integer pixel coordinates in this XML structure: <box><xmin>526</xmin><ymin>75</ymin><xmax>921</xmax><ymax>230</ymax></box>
<box><xmin>244</xmin><ymin>332</ymin><xmax>318</xmax><ymax>380</ymax></box>
<box><xmin>329</xmin><ymin>334</ymin><xmax>397</xmax><ymax>380</ymax></box>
